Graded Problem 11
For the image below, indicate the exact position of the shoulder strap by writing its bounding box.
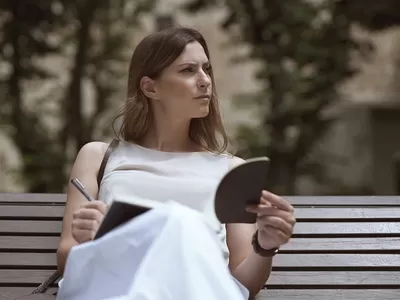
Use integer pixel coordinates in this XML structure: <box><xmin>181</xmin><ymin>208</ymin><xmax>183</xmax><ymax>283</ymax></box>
<box><xmin>97</xmin><ymin>138</ymin><xmax>120</xmax><ymax>187</ymax></box>
<box><xmin>31</xmin><ymin>270</ymin><xmax>61</xmax><ymax>294</ymax></box>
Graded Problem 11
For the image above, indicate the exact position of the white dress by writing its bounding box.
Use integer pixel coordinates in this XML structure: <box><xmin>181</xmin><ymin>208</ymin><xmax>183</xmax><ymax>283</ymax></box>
<box><xmin>56</xmin><ymin>142</ymin><xmax>249</xmax><ymax>300</ymax></box>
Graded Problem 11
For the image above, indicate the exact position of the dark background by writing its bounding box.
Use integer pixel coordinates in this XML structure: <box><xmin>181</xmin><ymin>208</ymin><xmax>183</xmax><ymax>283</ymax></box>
<box><xmin>1</xmin><ymin>0</ymin><xmax>400</xmax><ymax>195</ymax></box>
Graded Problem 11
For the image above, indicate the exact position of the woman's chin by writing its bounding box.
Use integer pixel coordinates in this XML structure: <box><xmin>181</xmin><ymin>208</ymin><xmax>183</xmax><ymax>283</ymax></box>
<box><xmin>194</xmin><ymin>107</ymin><xmax>210</xmax><ymax>118</ymax></box>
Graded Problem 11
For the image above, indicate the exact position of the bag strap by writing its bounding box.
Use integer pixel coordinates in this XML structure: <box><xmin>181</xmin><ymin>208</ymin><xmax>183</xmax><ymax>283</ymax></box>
<box><xmin>97</xmin><ymin>138</ymin><xmax>120</xmax><ymax>187</ymax></box>
<box><xmin>31</xmin><ymin>270</ymin><xmax>61</xmax><ymax>294</ymax></box>
<box><xmin>32</xmin><ymin>138</ymin><xmax>120</xmax><ymax>294</ymax></box>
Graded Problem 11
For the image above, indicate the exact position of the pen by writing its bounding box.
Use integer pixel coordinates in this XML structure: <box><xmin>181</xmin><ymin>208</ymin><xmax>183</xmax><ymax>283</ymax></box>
<box><xmin>71</xmin><ymin>178</ymin><xmax>95</xmax><ymax>202</ymax></box>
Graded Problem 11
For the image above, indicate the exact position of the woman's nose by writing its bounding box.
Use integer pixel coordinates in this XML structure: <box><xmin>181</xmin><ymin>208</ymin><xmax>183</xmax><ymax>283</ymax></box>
<box><xmin>198</xmin><ymin>73</ymin><xmax>211</xmax><ymax>89</ymax></box>
<box><xmin>198</xmin><ymin>81</ymin><xmax>209</xmax><ymax>89</ymax></box>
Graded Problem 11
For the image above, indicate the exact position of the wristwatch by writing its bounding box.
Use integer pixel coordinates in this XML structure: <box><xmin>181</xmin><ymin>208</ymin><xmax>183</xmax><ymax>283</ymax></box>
<box><xmin>252</xmin><ymin>230</ymin><xmax>279</xmax><ymax>257</ymax></box>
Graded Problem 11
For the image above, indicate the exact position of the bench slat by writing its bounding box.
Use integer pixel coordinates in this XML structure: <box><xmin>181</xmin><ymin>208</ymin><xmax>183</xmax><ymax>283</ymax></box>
<box><xmin>0</xmin><ymin>221</ymin><xmax>61</xmax><ymax>234</ymax></box>
<box><xmin>1</xmin><ymin>221</ymin><xmax>399</xmax><ymax>235</ymax></box>
<box><xmin>0</xmin><ymin>237</ymin><xmax>392</xmax><ymax>251</ymax></box>
<box><xmin>267</xmin><ymin>271</ymin><xmax>400</xmax><ymax>286</ymax></box>
<box><xmin>1</xmin><ymin>206</ymin><xmax>399</xmax><ymax>220</ymax></box>
<box><xmin>294</xmin><ymin>223</ymin><xmax>400</xmax><ymax>235</ymax></box>
<box><xmin>294</xmin><ymin>208</ymin><xmax>400</xmax><ymax>220</ymax></box>
<box><xmin>4</xmin><ymin>288</ymin><xmax>397</xmax><ymax>300</ymax></box>
<box><xmin>0</xmin><ymin>206</ymin><xmax>64</xmax><ymax>219</ymax></box>
<box><xmin>0</xmin><ymin>237</ymin><xmax>59</xmax><ymax>250</ymax></box>
<box><xmin>5</xmin><ymin>237</ymin><xmax>396</xmax><ymax>253</ymax></box>
<box><xmin>0</xmin><ymin>270</ymin><xmax>58</xmax><ymax>284</ymax></box>
<box><xmin>0</xmin><ymin>193</ymin><xmax>66</xmax><ymax>204</ymax></box>
<box><xmin>1</xmin><ymin>194</ymin><xmax>399</xmax><ymax>206</ymax></box>
<box><xmin>273</xmin><ymin>254</ymin><xmax>400</xmax><ymax>268</ymax></box>
<box><xmin>281</xmin><ymin>238</ymin><xmax>400</xmax><ymax>251</ymax></box>
<box><xmin>0</xmin><ymin>270</ymin><xmax>398</xmax><ymax>287</ymax></box>
<box><xmin>0</xmin><ymin>287</ymin><xmax>58</xmax><ymax>300</ymax></box>
<box><xmin>0</xmin><ymin>253</ymin><xmax>56</xmax><ymax>267</ymax></box>
<box><xmin>256</xmin><ymin>289</ymin><xmax>400</xmax><ymax>300</ymax></box>
<box><xmin>0</xmin><ymin>289</ymin><xmax>398</xmax><ymax>300</ymax></box>
<box><xmin>4</xmin><ymin>237</ymin><xmax>395</xmax><ymax>252</ymax></box>
<box><xmin>1</xmin><ymin>253</ymin><xmax>398</xmax><ymax>268</ymax></box>
<box><xmin>286</xmin><ymin>196</ymin><xmax>400</xmax><ymax>206</ymax></box>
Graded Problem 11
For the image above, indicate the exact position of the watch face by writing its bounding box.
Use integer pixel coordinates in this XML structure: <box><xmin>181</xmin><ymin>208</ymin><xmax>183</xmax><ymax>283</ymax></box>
<box><xmin>261</xmin><ymin>247</ymin><xmax>279</xmax><ymax>257</ymax></box>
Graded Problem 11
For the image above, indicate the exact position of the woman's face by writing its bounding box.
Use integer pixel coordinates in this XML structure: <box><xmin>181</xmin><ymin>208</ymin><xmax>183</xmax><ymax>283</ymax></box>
<box><xmin>145</xmin><ymin>41</ymin><xmax>212</xmax><ymax>120</ymax></box>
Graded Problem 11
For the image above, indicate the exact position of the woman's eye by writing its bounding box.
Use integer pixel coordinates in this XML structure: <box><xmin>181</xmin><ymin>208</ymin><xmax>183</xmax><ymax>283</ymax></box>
<box><xmin>182</xmin><ymin>67</ymin><xmax>193</xmax><ymax>72</ymax></box>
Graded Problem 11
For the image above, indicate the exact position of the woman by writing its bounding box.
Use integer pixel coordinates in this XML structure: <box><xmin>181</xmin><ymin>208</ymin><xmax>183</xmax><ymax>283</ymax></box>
<box><xmin>56</xmin><ymin>26</ymin><xmax>296</xmax><ymax>300</ymax></box>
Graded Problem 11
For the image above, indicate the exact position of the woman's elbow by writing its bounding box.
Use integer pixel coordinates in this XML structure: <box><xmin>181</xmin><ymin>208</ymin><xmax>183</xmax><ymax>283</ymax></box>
<box><xmin>56</xmin><ymin>240</ymin><xmax>75</xmax><ymax>275</ymax></box>
<box><xmin>248</xmin><ymin>287</ymin><xmax>264</xmax><ymax>300</ymax></box>
<box><xmin>56</xmin><ymin>245</ymin><xmax>67</xmax><ymax>275</ymax></box>
<box><xmin>246</xmin><ymin>277</ymin><xmax>270</xmax><ymax>299</ymax></box>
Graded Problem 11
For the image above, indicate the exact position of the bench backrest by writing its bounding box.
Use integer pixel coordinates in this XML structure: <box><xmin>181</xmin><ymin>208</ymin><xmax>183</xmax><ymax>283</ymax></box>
<box><xmin>258</xmin><ymin>196</ymin><xmax>400</xmax><ymax>300</ymax></box>
<box><xmin>0</xmin><ymin>193</ymin><xmax>64</xmax><ymax>298</ymax></box>
<box><xmin>0</xmin><ymin>193</ymin><xmax>399</xmax><ymax>300</ymax></box>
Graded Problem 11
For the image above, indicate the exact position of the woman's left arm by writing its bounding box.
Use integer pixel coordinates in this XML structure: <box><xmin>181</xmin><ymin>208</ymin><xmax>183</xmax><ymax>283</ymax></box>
<box><xmin>226</xmin><ymin>222</ymin><xmax>272</xmax><ymax>298</ymax></box>
<box><xmin>226</xmin><ymin>157</ymin><xmax>296</xmax><ymax>298</ymax></box>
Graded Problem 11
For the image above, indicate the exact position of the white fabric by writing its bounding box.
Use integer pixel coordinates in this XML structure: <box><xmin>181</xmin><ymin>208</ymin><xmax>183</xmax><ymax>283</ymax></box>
<box><xmin>98</xmin><ymin>141</ymin><xmax>232</xmax><ymax>261</ymax></box>
<box><xmin>57</xmin><ymin>202</ymin><xmax>249</xmax><ymax>300</ymax></box>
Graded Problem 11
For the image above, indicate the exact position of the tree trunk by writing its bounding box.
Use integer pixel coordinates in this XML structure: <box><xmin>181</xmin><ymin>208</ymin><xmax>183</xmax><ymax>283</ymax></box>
<box><xmin>63</xmin><ymin>0</ymin><xmax>99</xmax><ymax>155</ymax></box>
<box><xmin>9</xmin><ymin>4</ymin><xmax>23</xmax><ymax>134</ymax></box>
<box><xmin>267</xmin><ymin>157</ymin><xmax>297</xmax><ymax>195</ymax></box>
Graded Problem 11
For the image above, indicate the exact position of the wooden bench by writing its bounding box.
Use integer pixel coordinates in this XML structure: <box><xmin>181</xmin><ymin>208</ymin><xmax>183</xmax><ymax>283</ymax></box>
<box><xmin>0</xmin><ymin>193</ymin><xmax>399</xmax><ymax>300</ymax></box>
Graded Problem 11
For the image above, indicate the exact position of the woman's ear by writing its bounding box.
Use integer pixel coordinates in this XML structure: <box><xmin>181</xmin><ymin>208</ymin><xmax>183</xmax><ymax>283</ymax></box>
<box><xmin>140</xmin><ymin>76</ymin><xmax>158</xmax><ymax>100</ymax></box>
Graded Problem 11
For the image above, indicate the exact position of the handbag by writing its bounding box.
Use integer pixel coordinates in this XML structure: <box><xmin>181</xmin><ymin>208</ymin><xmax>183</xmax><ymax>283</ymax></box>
<box><xmin>14</xmin><ymin>139</ymin><xmax>119</xmax><ymax>299</ymax></box>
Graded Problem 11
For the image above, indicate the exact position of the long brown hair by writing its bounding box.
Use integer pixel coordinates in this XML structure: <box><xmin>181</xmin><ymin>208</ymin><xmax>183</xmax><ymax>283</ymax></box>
<box><xmin>113</xmin><ymin>26</ymin><xmax>229</xmax><ymax>153</ymax></box>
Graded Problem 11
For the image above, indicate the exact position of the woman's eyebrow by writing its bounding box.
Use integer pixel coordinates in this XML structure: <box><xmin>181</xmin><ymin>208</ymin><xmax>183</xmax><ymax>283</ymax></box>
<box><xmin>178</xmin><ymin>61</ymin><xmax>210</xmax><ymax>67</ymax></box>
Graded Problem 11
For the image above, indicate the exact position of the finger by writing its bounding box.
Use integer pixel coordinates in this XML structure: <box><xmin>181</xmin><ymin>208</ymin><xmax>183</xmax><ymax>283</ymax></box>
<box><xmin>246</xmin><ymin>202</ymin><xmax>272</xmax><ymax>212</ymax></box>
<box><xmin>260</xmin><ymin>197</ymin><xmax>271</xmax><ymax>207</ymax></box>
<box><xmin>262</xmin><ymin>190</ymin><xmax>294</xmax><ymax>212</ymax></box>
<box><xmin>260</xmin><ymin>225</ymin><xmax>291</xmax><ymax>244</ymax></box>
<box><xmin>72</xmin><ymin>219</ymin><xmax>100</xmax><ymax>231</ymax></box>
<box><xmin>257</xmin><ymin>215</ymin><xmax>293</xmax><ymax>236</ymax></box>
<box><xmin>81</xmin><ymin>200</ymin><xmax>108</xmax><ymax>215</ymax></box>
<box><xmin>258</xmin><ymin>215</ymin><xmax>293</xmax><ymax>237</ymax></box>
<box><xmin>73</xmin><ymin>229</ymin><xmax>95</xmax><ymax>243</ymax></box>
<box><xmin>73</xmin><ymin>208</ymin><xmax>104</xmax><ymax>224</ymax></box>
<box><xmin>256</xmin><ymin>206</ymin><xmax>297</xmax><ymax>226</ymax></box>
<box><xmin>247</xmin><ymin>206</ymin><xmax>296</xmax><ymax>225</ymax></box>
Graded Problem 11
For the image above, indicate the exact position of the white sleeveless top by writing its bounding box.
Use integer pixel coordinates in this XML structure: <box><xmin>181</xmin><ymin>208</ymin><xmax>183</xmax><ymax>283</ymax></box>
<box><xmin>98</xmin><ymin>141</ymin><xmax>232</xmax><ymax>262</ymax></box>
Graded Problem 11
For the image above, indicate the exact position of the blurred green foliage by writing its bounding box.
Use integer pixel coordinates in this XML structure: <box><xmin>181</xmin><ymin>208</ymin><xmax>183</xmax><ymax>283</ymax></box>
<box><xmin>184</xmin><ymin>0</ymin><xmax>400</xmax><ymax>194</ymax></box>
<box><xmin>1</xmin><ymin>0</ymin><xmax>400</xmax><ymax>193</ymax></box>
<box><xmin>0</xmin><ymin>0</ymin><xmax>157</xmax><ymax>192</ymax></box>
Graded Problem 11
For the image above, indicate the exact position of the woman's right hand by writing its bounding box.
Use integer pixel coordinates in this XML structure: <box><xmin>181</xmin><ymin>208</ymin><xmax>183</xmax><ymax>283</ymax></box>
<box><xmin>71</xmin><ymin>200</ymin><xmax>108</xmax><ymax>244</ymax></box>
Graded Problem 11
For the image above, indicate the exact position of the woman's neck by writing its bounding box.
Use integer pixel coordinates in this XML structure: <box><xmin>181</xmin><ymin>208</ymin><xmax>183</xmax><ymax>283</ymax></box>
<box><xmin>139</xmin><ymin>119</ymin><xmax>198</xmax><ymax>152</ymax></box>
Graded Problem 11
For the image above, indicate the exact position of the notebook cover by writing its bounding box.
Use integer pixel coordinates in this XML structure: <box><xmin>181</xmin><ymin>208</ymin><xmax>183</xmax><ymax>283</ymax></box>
<box><xmin>214</xmin><ymin>157</ymin><xmax>270</xmax><ymax>224</ymax></box>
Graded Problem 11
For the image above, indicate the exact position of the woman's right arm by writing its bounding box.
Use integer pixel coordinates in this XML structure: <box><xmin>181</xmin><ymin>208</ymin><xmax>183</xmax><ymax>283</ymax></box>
<box><xmin>56</xmin><ymin>142</ymin><xmax>108</xmax><ymax>275</ymax></box>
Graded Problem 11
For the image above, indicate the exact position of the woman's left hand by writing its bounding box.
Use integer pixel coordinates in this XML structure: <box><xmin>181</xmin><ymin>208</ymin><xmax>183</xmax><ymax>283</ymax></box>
<box><xmin>246</xmin><ymin>190</ymin><xmax>296</xmax><ymax>250</ymax></box>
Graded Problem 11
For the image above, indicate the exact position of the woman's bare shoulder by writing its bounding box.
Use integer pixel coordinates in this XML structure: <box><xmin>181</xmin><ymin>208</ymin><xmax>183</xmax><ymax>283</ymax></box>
<box><xmin>78</xmin><ymin>141</ymin><xmax>109</xmax><ymax>159</ymax></box>
<box><xmin>73</xmin><ymin>141</ymin><xmax>110</xmax><ymax>168</ymax></box>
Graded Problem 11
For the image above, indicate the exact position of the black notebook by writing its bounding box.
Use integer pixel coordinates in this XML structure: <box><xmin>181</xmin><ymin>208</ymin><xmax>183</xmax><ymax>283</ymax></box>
<box><xmin>94</xmin><ymin>157</ymin><xmax>270</xmax><ymax>239</ymax></box>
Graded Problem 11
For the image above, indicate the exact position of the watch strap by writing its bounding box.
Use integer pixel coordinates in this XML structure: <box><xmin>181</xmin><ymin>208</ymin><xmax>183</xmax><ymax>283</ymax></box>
<box><xmin>251</xmin><ymin>230</ymin><xmax>279</xmax><ymax>257</ymax></box>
